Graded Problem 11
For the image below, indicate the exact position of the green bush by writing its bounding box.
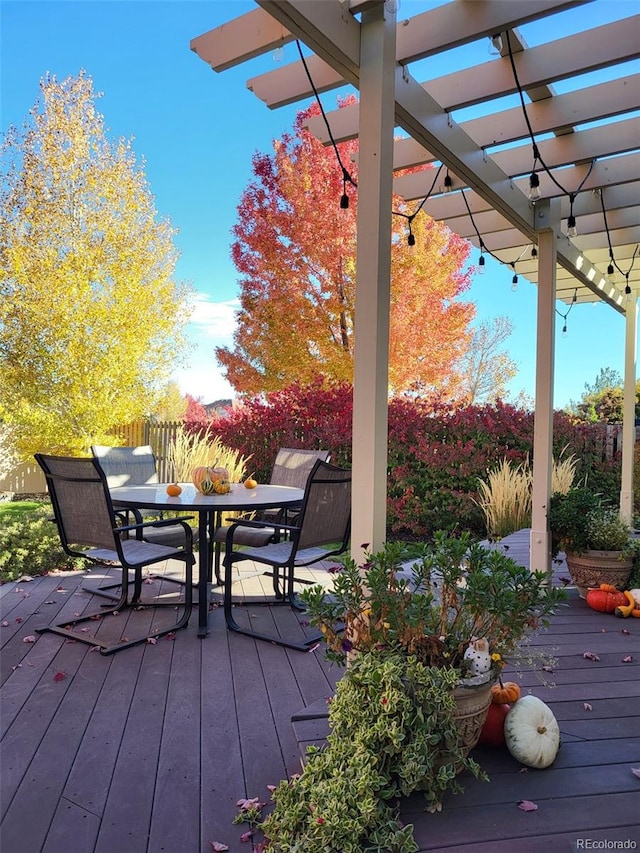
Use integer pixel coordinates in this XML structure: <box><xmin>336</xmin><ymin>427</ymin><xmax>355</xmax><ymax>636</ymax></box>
<box><xmin>0</xmin><ymin>505</ymin><xmax>87</xmax><ymax>582</ymax></box>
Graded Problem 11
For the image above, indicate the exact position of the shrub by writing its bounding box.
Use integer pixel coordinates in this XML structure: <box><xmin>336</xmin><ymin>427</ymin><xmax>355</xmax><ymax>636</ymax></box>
<box><xmin>200</xmin><ymin>377</ymin><xmax>622</xmax><ymax>541</ymax></box>
<box><xmin>0</xmin><ymin>505</ymin><xmax>87</xmax><ymax>581</ymax></box>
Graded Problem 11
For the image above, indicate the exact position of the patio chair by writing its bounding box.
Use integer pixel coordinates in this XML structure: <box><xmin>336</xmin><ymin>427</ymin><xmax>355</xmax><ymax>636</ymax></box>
<box><xmin>91</xmin><ymin>444</ymin><xmax>193</xmax><ymax>598</ymax></box>
<box><xmin>210</xmin><ymin>447</ymin><xmax>331</xmax><ymax>584</ymax></box>
<box><xmin>34</xmin><ymin>453</ymin><xmax>195</xmax><ymax>655</ymax></box>
<box><xmin>222</xmin><ymin>459</ymin><xmax>351</xmax><ymax>651</ymax></box>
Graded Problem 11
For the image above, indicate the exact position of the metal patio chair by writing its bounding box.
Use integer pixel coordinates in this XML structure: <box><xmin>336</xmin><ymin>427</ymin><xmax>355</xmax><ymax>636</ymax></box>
<box><xmin>34</xmin><ymin>453</ymin><xmax>195</xmax><ymax>655</ymax></box>
<box><xmin>222</xmin><ymin>459</ymin><xmax>351</xmax><ymax>651</ymax></box>
<box><xmin>210</xmin><ymin>447</ymin><xmax>331</xmax><ymax>584</ymax></box>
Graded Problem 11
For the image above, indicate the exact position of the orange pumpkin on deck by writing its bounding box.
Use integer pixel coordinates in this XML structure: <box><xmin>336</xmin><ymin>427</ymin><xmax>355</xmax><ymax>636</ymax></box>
<box><xmin>585</xmin><ymin>586</ymin><xmax>628</xmax><ymax>613</ymax></box>
<box><xmin>491</xmin><ymin>681</ymin><xmax>521</xmax><ymax>705</ymax></box>
<box><xmin>192</xmin><ymin>466</ymin><xmax>230</xmax><ymax>495</ymax></box>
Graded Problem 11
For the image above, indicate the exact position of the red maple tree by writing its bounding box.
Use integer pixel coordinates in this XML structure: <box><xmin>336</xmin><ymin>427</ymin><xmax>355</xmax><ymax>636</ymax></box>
<box><xmin>217</xmin><ymin>98</ymin><xmax>474</xmax><ymax>396</ymax></box>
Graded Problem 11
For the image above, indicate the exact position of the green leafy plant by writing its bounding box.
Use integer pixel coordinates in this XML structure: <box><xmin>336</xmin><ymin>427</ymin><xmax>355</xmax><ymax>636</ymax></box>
<box><xmin>249</xmin><ymin>535</ymin><xmax>566</xmax><ymax>852</ymax></box>
<box><xmin>549</xmin><ymin>487</ymin><xmax>634</xmax><ymax>557</ymax></box>
<box><xmin>0</xmin><ymin>505</ymin><xmax>87</xmax><ymax>581</ymax></box>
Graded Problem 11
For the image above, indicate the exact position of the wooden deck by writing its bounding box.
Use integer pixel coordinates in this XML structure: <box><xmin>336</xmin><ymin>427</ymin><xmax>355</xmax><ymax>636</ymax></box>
<box><xmin>1</xmin><ymin>531</ymin><xmax>639</xmax><ymax>852</ymax></box>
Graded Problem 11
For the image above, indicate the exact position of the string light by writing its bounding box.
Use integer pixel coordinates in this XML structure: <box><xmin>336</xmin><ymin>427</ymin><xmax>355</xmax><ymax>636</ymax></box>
<box><xmin>442</xmin><ymin>172</ymin><xmax>453</xmax><ymax>194</ymax></box>
<box><xmin>478</xmin><ymin>253</ymin><xmax>486</xmax><ymax>274</ymax></box>
<box><xmin>393</xmin><ymin>164</ymin><xmax>443</xmax><ymax>248</ymax></box>
<box><xmin>528</xmin><ymin>171</ymin><xmax>541</xmax><ymax>201</ymax></box>
<box><xmin>625</xmin><ymin>278</ymin><xmax>634</xmax><ymax>303</ymax></box>
<box><xmin>511</xmin><ymin>273</ymin><xmax>518</xmax><ymax>291</ymax></box>
<box><xmin>607</xmin><ymin>261</ymin><xmax>615</xmax><ymax>283</ymax></box>
<box><xmin>531</xmin><ymin>245</ymin><xmax>538</xmax><ymax>258</ymax></box>
<box><xmin>489</xmin><ymin>34</ymin><xmax>503</xmax><ymax>55</ymax></box>
<box><xmin>556</xmin><ymin>289</ymin><xmax>577</xmax><ymax>338</ymax></box>
<box><xmin>566</xmin><ymin>194</ymin><xmax>577</xmax><ymax>238</ymax></box>
<box><xmin>600</xmin><ymin>190</ymin><xmax>639</xmax><ymax>298</ymax></box>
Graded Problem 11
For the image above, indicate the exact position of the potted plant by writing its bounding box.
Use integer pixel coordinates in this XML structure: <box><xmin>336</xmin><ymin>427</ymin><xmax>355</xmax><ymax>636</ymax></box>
<box><xmin>254</xmin><ymin>533</ymin><xmax>566</xmax><ymax>853</ymax></box>
<box><xmin>548</xmin><ymin>487</ymin><xmax>637</xmax><ymax>597</ymax></box>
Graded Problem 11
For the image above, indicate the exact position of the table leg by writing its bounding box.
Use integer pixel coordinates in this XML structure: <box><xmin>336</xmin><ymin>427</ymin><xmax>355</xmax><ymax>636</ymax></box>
<box><xmin>197</xmin><ymin>510</ymin><xmax>212</xmax><ymax>637</ymax></box>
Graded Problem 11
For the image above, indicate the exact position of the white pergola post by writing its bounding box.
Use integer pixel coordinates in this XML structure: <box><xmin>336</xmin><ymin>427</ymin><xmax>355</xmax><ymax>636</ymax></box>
<box><xmin>351</xmin><ymin>2</ymin><xmax>396</xmax><ymax>560</ymax></box>
<box><xmin>620</xmin><ymin>296</ymin><xmax>637</xmax><ymax>525</ymax></box>
<box><xmin>530</xmin><ymin>201</ymin><xmax>559</xmax><ymax>574</ymax></box>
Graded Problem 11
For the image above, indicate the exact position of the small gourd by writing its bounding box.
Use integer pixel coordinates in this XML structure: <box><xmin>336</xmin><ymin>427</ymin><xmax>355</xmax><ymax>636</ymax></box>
<box><xmin>504</xmin><ymin>695</ymin><xmax>560</xmax><ymax>769</ymax></box>
<box><xmin>614</xmin><ymin>590</ymin><xmax>636</xmax><ymax>618</ymax></box>
<box><xmin>213</xmin><ymin>478</ymin><xmax>232</xmax><ymax>495</ymax></box>
<box><xmin>491</xmin><ymin>680</ymin><xmax>521</xmax><ymax>705</ymax></box>
<box><xmin>478</xmin><ymin>702</ymin><xmax>511</xmax><ymax>747</ymax></box>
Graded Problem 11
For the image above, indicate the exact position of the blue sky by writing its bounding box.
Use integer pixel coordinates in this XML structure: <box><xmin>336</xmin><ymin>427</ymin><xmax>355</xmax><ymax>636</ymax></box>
<box><xmin>1</xmin><ymin>0</ymin><xmax>636</xmax><ymax>407</ymax></box>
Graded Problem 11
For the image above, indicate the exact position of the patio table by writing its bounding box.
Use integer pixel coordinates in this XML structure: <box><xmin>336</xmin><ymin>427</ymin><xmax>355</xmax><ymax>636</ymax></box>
<box><xmin>110</xmin><ymin>483</ymin><xmax>304</xmax><ymax>637</ymax></box>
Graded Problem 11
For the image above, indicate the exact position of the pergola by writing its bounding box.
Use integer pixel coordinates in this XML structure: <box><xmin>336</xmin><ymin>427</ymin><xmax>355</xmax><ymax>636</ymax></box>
<box><xmin>191</xmin><ymin>0</ymin><xmax>639</xmax><ymax>571</ymax></box>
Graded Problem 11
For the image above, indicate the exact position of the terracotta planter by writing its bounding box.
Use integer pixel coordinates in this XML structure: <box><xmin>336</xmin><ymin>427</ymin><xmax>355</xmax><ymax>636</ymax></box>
<box><xmin>565</xmin><ymin>550</ymin><xmax>633</xmax><ymax>599</ymax></box>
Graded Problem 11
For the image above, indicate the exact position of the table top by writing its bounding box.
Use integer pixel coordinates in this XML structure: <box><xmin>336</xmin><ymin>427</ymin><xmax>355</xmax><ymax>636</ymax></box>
<box><xmin>110</xmin><ymin>482</ymin><xmax>305</xmax><ymax>513</ymax></box>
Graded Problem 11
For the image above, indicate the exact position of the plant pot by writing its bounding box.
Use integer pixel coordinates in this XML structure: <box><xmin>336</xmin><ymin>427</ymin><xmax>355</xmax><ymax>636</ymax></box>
<box><xmin>565</xmin><ymin>550</ymin><xmax>633</xmax><ymax>599</ymax></box>
<box><xmin>452</xmin><ymin>678</ymin><xmax>493</xmax><ymax>757</ymax></box>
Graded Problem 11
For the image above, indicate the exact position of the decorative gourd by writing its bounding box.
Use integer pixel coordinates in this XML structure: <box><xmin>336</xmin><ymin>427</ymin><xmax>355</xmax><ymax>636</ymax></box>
<box><xmin>491</xmin><ymin>681</ymin><xmax>521</xmax><ymax>705</ymax></box>
<box><xmin>192</xmin><ymin>466</ymin><xmax>230</xmax><ymax>495</ymax></box>
<box><xmin>478</xmin><ymin>702</ymin><xmax>510</xmax><ymax>747</ymax></box>
<box><xmin>614</xmin><ymin>590</ymin><xmax>636</xmax><ymax>618</ymax></box>
<box><xmin>504</xmin><ymin>695</ymin><xmax>560</xmax><ymax>769</ymax></box>
<box><xmin>586</xmin><ymin>586</ymin><xmax>627</xmax><ymax>613</ymax></box>
<box><xmin>213</xmin><ymin>479</ymin><xmax>232</xmax><ymax>495</ymax></box>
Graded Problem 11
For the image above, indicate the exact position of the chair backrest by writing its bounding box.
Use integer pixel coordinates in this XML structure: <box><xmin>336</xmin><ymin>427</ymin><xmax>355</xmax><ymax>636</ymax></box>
<box><xmin>34</xmin><ymin>454</ymin><xmax>121</xmax><ymax>555</ymax></box>
<box><xmin>295</xmin><ymin>459</ymin><xmax>352</xmax><ymax>553</ymax></box>
<box><xmin>91</xmin><ymin>445</ymin><xmax>159</xmax><ymax>488</ymax></box>
<box><xmin>269</xmin><ymin>448</ymin><xmax>331</xmax><ymax>490</ymax></box>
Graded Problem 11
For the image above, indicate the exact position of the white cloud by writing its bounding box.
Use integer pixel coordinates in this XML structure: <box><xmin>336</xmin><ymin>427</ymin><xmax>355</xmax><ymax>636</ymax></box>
<box><xmin>190</xmin><ymin>294</ymin><xmax>240</xmax><ymax>340</ymax></box>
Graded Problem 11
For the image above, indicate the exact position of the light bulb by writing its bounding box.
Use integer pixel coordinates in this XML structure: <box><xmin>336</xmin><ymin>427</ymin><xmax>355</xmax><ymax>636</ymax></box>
<box><xmin>340</xmin><ymin>194</ymin><xmax>349</xmax><ymax>210</ymax></box>
<box><xmin>478</xmin><ymin>254</ymin><xmax>485</xmax><ymax>275</ymax></box>
<box><xmin>607</xmin><ymin>262</ymin><xmax>615</xmax><ymax>283</ymax></box>
<box><xmin>528</xmin><ymin>172</ymin><xmax>541</xmax><ymax>201</ymax></box>
<box><xmin>442</xmin><ymin>173</ymin><xmax>452</xmax><ymax>194</ymax></box>
<box><xmin>407</xmin><ymin>232</ymin><xmax>415</xmax><ymax>247</ymax></box>
<box><xmin>626</xmin><ymin>284</ymin><xmax>634</xmax><ymax>304</ymax></box>
<box><xmin>272</xmin><ymin>46</ymin><xmax>285</xmax><ymax>62</ymax></box>
<box><xmin>567</xmin><ymin>214</ymin><xmax>577</xmax><ymax>238</ymax></box>
<box><xmin>531</xmin><ymin>245</ymin><xmax>538</xmax><ymax>258</ymax></box>
<box><xmin>511</xmin><ymin>274</ymin><xmax>518</xmax><ymax>291</ymax></box>
<box><xmin>489</xmin><ymin>34</ymin><xmax>503</xmax><ymax>56</ymax></box>
<box><xmin>562</xmin><ymin>324</ymin><xmax>568</xmax><ymax>338</ymax></box>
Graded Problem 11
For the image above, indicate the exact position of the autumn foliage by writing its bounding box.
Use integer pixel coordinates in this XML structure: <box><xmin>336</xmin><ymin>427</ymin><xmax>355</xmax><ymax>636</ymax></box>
<box><xmin>0</xmin><ymin>72</ymin><xmax>192</xmax><ymax>458</ymax></box>
<box><xmin>217</xmin><ymin>98</ymin><xmax>474</xmax><ymax>396</ymax></box>
<box><xmin>201</xmin><ymin>377</ymin><xmax>622</xmax><ymax>540</ymax></box>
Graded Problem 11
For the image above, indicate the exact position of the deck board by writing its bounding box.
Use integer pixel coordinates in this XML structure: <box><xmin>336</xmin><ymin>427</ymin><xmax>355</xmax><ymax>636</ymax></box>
<box><xmin>2</xmin><ymin>532</ymin><xmax>639</xmax><ymax>852</ymax></box>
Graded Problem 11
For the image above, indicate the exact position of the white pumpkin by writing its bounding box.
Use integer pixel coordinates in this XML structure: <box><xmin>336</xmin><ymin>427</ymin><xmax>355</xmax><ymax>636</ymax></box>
<box><xmin>504</xmin><ymin>695</ymin><xmax>560</xmax><ymax>769</ymax></box>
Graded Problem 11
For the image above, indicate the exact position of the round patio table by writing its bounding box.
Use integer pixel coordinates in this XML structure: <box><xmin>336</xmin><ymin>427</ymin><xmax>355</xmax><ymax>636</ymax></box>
<box><xmin>110</xmin><ymin>482</ymin><xmax>304</xmax><ymax>637</ymax></box>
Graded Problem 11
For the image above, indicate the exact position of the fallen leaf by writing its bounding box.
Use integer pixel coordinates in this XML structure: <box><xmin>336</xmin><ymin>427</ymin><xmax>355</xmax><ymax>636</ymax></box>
<box><xmin>15</xmin><ymin>617</ymin><xmax>23</xmax><ymax>624</ymax></box>
<box><xmin>53</xmin><ymin>672</ymin><xmax>67</xmax><ymax>682</ymax></box>
<box><xmin>1</xmin><ymin>621</ymin><xmax>9</xmax><ymax>627</ymax></box>
<box><xmin>631</xmin><ymin>768</ymin><xmax>640</xmax><ymax>779</ymax></box>
<box><xmin>542</xmin><ymin>664</ymin><xmax>554</xmax><ymax>673</ymax></box>
<box><xmin>22</xmin><ymin>635</ymin><xmax>37</xmax><ymax>643</ymax></box>
<box><xmin>582</xmin><ymin>652</ymin><xmax>600</xmax><ymax>661</ymax></box>
<box><xmin>240</xmin><ymin>830</ymin><xmax>254</xmax><ymax>842</ymax></box>
<box><xmin>165</xmin><ymin>632</ymin><xmax>176</xmax><ymax>640</ymax></box>
<box><xmin>622</xmin><ymin>655</ymin><xmax>634</xmax><ymax>663</ymax></box>
<box><xmin>146</xmin><ymin>637</ymin><xmax>157</xmax><ymax>644</ymax></box>
<box><xmin>622</xmin><ymin>628</ymin><xmax>630</xmax><ymax>635</ymax></box>
<box><xmin>518</xmin><ymin>800</ymin><xmax>539</xmax><ymax>811</ymax></box>
<box><xmin>583</xmin><ymin>703</ymin><xmax>592</xmax><ymax>711</ymax></box>
<box><xmin>12</xmin><ymin>663</ymin><xmax>22</xmax><ymax>671</ymax></box>
<box><xmin>307</xmin><ymin>643</ymin><xmax>320</xmax><ymax>654</ymax></box>
<box><xmin>518</xmin><ymin>767</ymin><xmax>529</xmax><ymax>774</ymax></box>
<box><xmin>80</xmin><ymin>627</ymin><xmax>91</xmax><ymax>633</ymax></box>
<box><xmin>266</xmin><ymin>784</ymin><xmax>277</xmax><ymax>793</ymax></box>
<box><xmin>210</xmin><ymin>843</ymin><xmax>229</xmax><ymax>852</ymax></box>
<box><xmin>236</xmin><ymin>798</ymin><xmax>261</xmax><ymax>811</ymax></box>
<box><xmin>55</xmin><ymin>587</ymin><xmax>68</xmax><ymax>593</ymax></box>
<box><xmin>44</xmin><ymin>600</ymin><xmax>57</xmax><ymax>605</ymax></box>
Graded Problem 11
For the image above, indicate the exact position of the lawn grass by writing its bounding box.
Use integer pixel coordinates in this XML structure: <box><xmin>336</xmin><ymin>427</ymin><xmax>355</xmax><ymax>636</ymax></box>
<box><xmin>0</xmin><ymin>500</ymin><xmax>47</xmax><ymax>522</ymax></box>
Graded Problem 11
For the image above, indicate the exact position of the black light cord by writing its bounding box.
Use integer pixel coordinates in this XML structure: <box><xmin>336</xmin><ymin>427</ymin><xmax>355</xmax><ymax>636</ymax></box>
<box><xmin>295</xmin><ymin>40</ymin><xmax>357</xmax><ymax>206</ymax></box>
<box><xmin>393</xmin><ymin>164</ymin><xmax>444</xmax><ymax>245</ymax></box>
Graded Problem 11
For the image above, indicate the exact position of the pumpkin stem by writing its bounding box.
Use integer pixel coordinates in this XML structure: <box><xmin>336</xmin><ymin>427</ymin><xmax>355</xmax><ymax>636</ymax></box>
<box><xmin>537</xmin><ymin>726</ymin><xmax>547</xmax><ymax>734</ymax></box>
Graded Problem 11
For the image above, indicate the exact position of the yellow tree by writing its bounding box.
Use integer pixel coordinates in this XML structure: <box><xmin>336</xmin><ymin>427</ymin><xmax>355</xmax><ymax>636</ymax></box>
<box><xmin>217</xmin><ymin>100</ymin><xmax>475</xmax><ymax>396</ymax></box>
<box><xmin>0</xmin><ymin>72</ymin><xmax>192</xmax><ymax>457</ymax></box>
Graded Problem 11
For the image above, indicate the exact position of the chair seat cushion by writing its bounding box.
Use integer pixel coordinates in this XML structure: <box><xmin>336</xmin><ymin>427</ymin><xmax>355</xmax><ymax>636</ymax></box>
<box><xmin>214</xmin><ymin>525</ymin><xmax>276</xmax><ymax>547</ymax></box>
<box><xmin>87</xmin><ymin>539</ymin><xmax>180</xmax><ymax>565</ymax></box>
<box><xmin>240</xmin><ymin>542</ymin><xmax>330</xmax><ymax>566</ymax></box>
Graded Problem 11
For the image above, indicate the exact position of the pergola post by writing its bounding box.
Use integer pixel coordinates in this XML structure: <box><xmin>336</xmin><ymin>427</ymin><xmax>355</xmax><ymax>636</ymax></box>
<box><xmin>620</xmin><ymin>297</ymin><xmax>637</xmax><ymax>525</ymax></box>
<box><xmin>530</xmin><ymin>200</ymin><xmax>559</xmax><ymax>574</ymax></box>
<box><xmin>350</xmin><ymin>1</ymin><xmax>396</xmax><ymax>560</ymax></box>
